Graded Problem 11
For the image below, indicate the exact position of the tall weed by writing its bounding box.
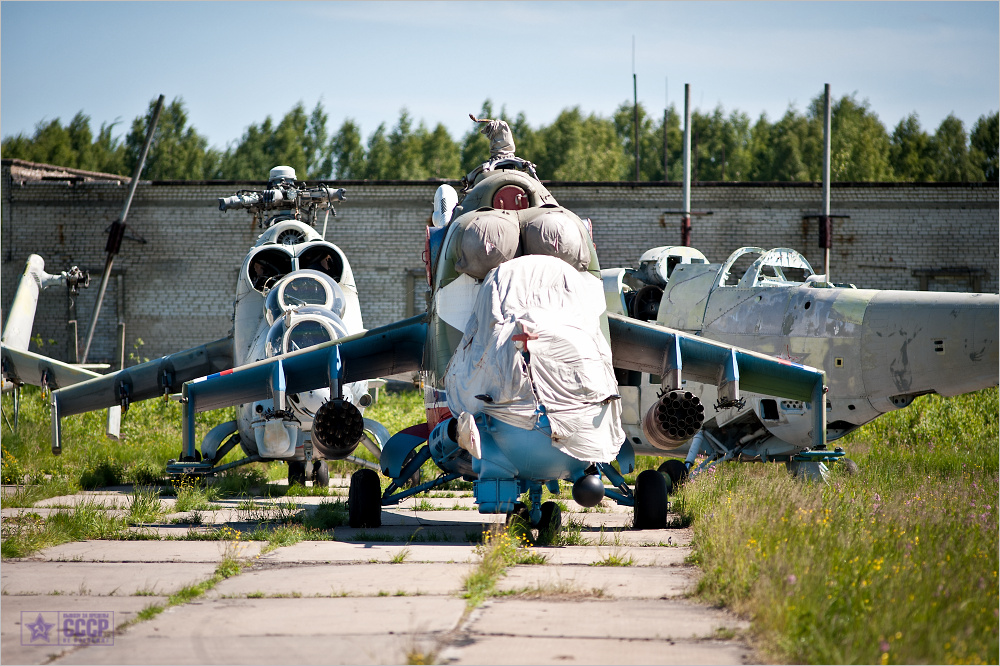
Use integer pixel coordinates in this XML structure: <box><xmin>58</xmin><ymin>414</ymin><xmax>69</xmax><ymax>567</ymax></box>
<box><xmin>678</xmin><ymin>388</ymin><xmax>998</xmax><ymax>664</ymax></box>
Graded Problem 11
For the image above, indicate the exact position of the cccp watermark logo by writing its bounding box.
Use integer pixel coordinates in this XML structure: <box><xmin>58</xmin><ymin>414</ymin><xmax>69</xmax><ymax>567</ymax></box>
<box><xmin>21</xmin><ymin>611</ymin><xmax>114</xmax><ymax>646</ymax></box>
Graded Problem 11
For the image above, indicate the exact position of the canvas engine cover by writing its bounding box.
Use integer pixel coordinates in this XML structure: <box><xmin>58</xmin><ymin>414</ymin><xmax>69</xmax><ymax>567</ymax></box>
<box><xmin>444</xmin><ymin>255</ymin><xmax>624</xmax><ymax>463</ymax></box>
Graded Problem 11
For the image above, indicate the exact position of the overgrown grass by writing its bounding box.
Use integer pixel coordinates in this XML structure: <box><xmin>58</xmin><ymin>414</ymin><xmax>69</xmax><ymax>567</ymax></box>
<box><xmin>462</xmin><ymin>523</ymin><xmax>549</xmax><ymax>608</ymax></box>
<box><xmin>1</xmin><ymin>385</ymin><xmax>244</xmax><ymax>493</ymax></box>
<box><xmin>677</xmin><ymin>387</ymin><xmax>999</xmax><ymax>665</ymax></box>
<box><xmin>1</xmin><ymin>497</ymin><xmax>160</xmax><ymax>559</ymax></box>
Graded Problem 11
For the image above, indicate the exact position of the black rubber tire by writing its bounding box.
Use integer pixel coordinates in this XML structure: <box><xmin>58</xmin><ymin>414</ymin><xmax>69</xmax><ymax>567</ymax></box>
<box><xmin>348</xmin><ymin>468</ymin><xmax>382</xmax><ymax>528</ymax></box>
<box><xmin>312</xmin><ymin>460</ymin><xmax>330</xmax><ymax>488</ymax></box>
<box><xmin>838</xmin><ymin>457</ymin><xmax>859</xmax><ymax>475</ymax></box>
<box><xmin>506</xmin><ymin>503</ymin><xmax>530</xmax><ymax>527</ymax></box>
<box><xmin>634</xmin><ymin>469</ymin><xmax>669</xmax><ymax>530</ymax></box>
<box><xmin>657</xmin><ymin>459</ymin><xmax>688</xmax><ymax>490</ymax></box>
<box><xmin>287</xmin><ymin>461</ymin><xmax>307</xmax><ymax>487</ymax></box>
<box><xmin>537</xmin><ymin>501</ymin><xmax>562</xmax><ymax>542</ymax></box>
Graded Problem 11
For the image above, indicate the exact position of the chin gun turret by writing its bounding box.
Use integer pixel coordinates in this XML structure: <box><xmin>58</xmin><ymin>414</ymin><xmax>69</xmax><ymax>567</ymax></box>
<box><xmin>311</xmin><ymin>398</ymin><xmax>364</xmax><ymax>459</ymax></box>
<box><xmin>641</xmin><ymin>390</ymin><xmax>705</xmax><ymax>450</ymax></box>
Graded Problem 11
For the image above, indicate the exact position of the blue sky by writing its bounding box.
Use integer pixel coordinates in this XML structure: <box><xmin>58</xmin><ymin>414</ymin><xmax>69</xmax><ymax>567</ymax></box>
<box><xmin>2</xmin><ymin>1</ymin><xmax>997</xmax><ymax>151</ymax></box>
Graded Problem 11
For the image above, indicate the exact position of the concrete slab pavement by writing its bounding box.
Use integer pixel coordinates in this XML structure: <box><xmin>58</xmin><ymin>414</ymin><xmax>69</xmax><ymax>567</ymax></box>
<box><xmin>439</xmin><ymin>598</ymin><xmax>752</xmax><ymax>665</ymax></box>
<box><xmin>258</xmin><ymin>541</ymin><xmax>478</xmax><ymax>564</ymax></box>
<box><xmin>37</xmin><ymin>541</ymin><xmax>266</xmax><ymax>563</ymax></box>
<box><xmin>496</xmin><ymin>563</ymin><xmax>698</xmax><ymax>599</ymax></box>
<box><xmin>1</xmin><ymin>562</ymin><xmax>218</xmax><ymax>596</ymax></box>
<box><xmin>2</xmin><ymin>595</ymin><xmax>168</xmax><ymax>666</ymax></box>
<box><xmin>440</xmin><ymin>634</ymin><xmax>752</xmax><ymax>665</ymax></box>
<box><xmin>207</xmin><ymin>562</ymin><xmax>470</xmax><ymax>598</ymax></box>
<box><xmin>51</xmin><ymin>597</ymin><xmax>467</xmax><ymax>665</ymax></box>
<box><xmin>2</xmin><ymin>482</ymin><xmax>755</xmax><ymax>665</ymax></box>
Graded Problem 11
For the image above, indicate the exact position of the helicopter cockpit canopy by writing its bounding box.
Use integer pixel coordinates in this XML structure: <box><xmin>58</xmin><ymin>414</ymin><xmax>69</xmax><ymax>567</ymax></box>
<box><xmin>264</xmin><ymin>270</ymin><xmax>347</xmax><ymax>326</ymax></box>
<box><xmin>265</xmin><ymin>306</ymin><xmax>349</xmax><ymax>357</ymax></box>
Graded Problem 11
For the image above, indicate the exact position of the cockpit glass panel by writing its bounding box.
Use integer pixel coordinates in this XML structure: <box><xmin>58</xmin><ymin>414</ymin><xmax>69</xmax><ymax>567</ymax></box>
<box><xmin>281</xmin><ymin>276</ymin><xmax>329</xmax><ymax>308</ymax></box>
<box><xmin>286</xmin><ymin>320</ymin><xmax>332</xmax><ymax>352</ymax></box>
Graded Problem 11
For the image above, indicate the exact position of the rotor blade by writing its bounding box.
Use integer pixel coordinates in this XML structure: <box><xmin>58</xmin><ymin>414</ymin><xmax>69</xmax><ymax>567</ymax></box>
<box><xmin>1</xmin><ymin>345</ymin><xmax>104</xmax><ymax>390</ymax></box>
<box><xmin>81</xmin><ymin>94</ymin><xmax>165</xmax><ymax>363</ymax></box>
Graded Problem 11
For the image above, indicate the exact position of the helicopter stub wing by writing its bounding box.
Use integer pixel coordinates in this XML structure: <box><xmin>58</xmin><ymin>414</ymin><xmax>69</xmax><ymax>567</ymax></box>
<box><xmin>180</xmin><ymin>315</ymin><xmax>428</xmax><ymax>414</ymax></box>
<box><xmin>50</xmin><ymin>337</ymin><xmax>234</xmax><ymax>418</ymax></box>
<box><xmin>607</xmin><ymin>313</ymin><xmax>827</xmax><ymax>449</ymax></box>
<box><xmin>49</xmin><ymin>316</ymin><xmax>427</xmax><ymax>455</ymax></box>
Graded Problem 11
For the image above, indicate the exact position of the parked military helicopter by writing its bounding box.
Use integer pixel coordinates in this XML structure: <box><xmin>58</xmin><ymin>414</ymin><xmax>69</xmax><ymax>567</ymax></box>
<box><xmin>51</xmin><ymin>118</ymin><xmax>832</xmax><ymax>532</ymax></box>
<box><xmin>0</xmin><ymin>256</ymin><xmax>123</xmax><ymax>435</ymax></box>
<box><xmin>604</xmin><ymin>244</ymin><xmax>999</xmax><ymax>480</ymax></box>
<box><xmin>49</xmin><ymin>166</ymin><xmax>388</xmax><ymax>486</ymax></box>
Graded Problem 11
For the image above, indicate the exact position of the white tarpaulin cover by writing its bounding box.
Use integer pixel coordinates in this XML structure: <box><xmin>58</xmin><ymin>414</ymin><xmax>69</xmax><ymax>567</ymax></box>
<box><xmin>444</xmin><ymin>255</ymin><xmax>625</xmax><ymax>463</ymax></box>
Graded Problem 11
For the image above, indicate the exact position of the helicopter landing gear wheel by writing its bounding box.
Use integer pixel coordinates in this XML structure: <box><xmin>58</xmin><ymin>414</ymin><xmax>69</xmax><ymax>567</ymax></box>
<box><xmin>657</xmin><ymin>459</ymin><xmax>688</xmax><ymax>491</ymax></box>
<box><xmin>837</xmin><ymin>457</ymin><xmax>859</xmax><ymax>475</ymax></box>
<box><xmin>288</xmin><ymin>461</ymin><xmax>306</xmax><ymax>487</ymax></box>
<box><xmin>311</xmin><ymin>460</ymin><xmax>330</xmax><ymax>488</ymax></box>
<box><xmin>506</xmin><ymin>503</ymin><xmax>530</xmax><ymax>527</ymax></box>
<box><xmin>536</xmin><ymin>501</ymin><xmax>562</xmax><ymax>544</ymax></box>
<box><xmin>348</xmin><ymin>469</ymin><xmax>382</xmax><ymax>528</ymax></box>
<box><xmin>633</xmin><ymin>469</ymin><xmax>669</xmax><ymax>530</ymax></box>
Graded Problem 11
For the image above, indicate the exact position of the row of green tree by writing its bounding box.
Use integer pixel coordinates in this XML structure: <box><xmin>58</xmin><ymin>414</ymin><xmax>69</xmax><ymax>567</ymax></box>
<box><xmin>3</xmin><ymin>94</ymin><xmax>997</xmax><ymax>183</ymax></box>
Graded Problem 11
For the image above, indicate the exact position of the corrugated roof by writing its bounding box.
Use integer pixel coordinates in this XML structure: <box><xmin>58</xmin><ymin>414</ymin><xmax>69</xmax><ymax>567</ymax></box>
<box><xmin>2</xmin><ymin>158</ymin><xmax>126</xmax><ymax>184</ymax></box>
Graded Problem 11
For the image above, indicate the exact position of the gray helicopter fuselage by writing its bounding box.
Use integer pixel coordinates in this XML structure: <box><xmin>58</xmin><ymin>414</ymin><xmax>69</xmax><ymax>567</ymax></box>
<box><xmin>609</xmin><ymin>246</ymin><xmax>999</xmax><ymax>458</ymax></box>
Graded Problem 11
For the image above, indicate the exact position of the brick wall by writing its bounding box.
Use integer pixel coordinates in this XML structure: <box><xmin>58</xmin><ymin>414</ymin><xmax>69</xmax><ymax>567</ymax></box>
<box><xmin>3</xmin><ymin>162</ymin><xmax>996</xmax><ymax>364</ymax></box>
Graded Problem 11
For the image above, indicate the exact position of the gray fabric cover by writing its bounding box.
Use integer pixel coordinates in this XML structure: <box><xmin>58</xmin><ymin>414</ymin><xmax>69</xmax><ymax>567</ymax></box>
<box><xmin>521</xmin><ymin>209</ymin><xmax>591</xmax><ymax>271</ymax></box>
<box><xmin>455</xmin><ymin>209</ymin><xmax>521</xmax><ymax>280</ymax></box>
<box><xmin>480</xmin><ymin>120</ymin><xmax>515</xmax><ymax>158</ymax></box>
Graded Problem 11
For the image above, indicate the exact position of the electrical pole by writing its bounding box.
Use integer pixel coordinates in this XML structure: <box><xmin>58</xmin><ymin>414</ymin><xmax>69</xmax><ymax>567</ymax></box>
<box><xmin>682</xmin><ymin>83</ymin><xmax>692</xmax><ymax>246</ymax></box>
<box><xmin>633</xmin><ymin>37</ymin><xmax>639</xmax><ymax>181</ymax></box>
<box><xmin>822</xmin><ymin>83</ymin><xmax>832</xmax><ymax>279</ymax></box>
<box><xmin>663</xmin><ymin>77</ymin><xmax>669</xmax><ymax>181</ymax></box>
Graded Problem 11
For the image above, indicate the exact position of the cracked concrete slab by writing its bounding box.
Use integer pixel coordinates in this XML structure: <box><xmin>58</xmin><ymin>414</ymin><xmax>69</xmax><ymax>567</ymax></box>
<box><xmin>496</xmin><ymin>563</ymin><xmax>698</xmax><ymax>599</ymax></box>
<box><xmin>33</xmin><ymin>494</ymin><xmax>176</xmax><ymax>511</ymax></box>
<box><xmin>530</xmin><ymin>545</ymin><xmax>689</xmax><ymax>566</ymax></box>
<box><xmin>1</xmin><ymin>562</ymin><xmax>218</xmax><ymax>596</ymax></box>
<box><xmin>462</xmin><ymin>598</ymin><xmax>749</xmax><ymax>641</ymax></box>
<box><xmin>2</xmin><ymin>595</ymin><xmax>169</xmax><ymax>666</ymax></box>
<box><xmin>36</xmin><ymin>540</ymin><xmax>266</xmax><ymax>563</ymax></box>
<box><xmin>50</xmin><ymin>597</ymin><xmax>466</xmax><ymax>665</ymax></box>
<box><xmin>208</xmin><ymin>562</ymin><xmax>469</xmax><ymax>598</ymax></box>
<box><xmin>438</xmin><ymin>599</ymin><xmax>752</xmax><ymax>664</ymax></box>
<box><xmin>439</xmin><ymin>634</ymin><xmax>752</xmax><ymax>665</ymax></box>
<box><xmin>258</xmin><ymin>541</ymin><xmax>479</xmax><ymax>564</ymax></box>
